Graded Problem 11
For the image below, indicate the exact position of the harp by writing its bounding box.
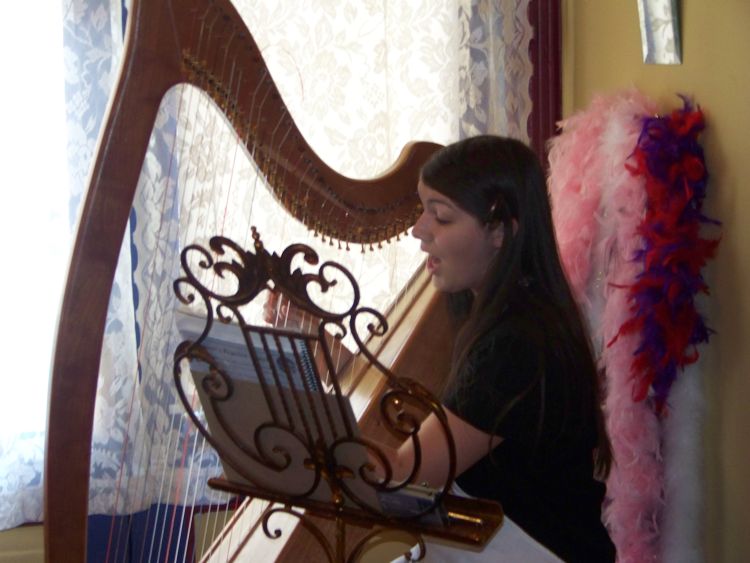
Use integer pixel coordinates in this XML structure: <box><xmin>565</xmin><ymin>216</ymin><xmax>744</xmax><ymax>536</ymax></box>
<box><xmin>46</xmin><ymin>0</ymin><xmax>469</xmax><ymax>560</ymax></box>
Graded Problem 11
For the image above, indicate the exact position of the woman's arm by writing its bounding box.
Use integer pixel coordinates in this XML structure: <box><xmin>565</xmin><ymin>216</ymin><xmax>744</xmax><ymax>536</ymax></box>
<box><xmin>383</xmin><ymin>408</ymin><xmax>502</xmax><ymax>488</ymax></box>
<box><xmin>264</xmin><ymin>291</ymin><xmax>498</xmax><ymax>487</ymax></box>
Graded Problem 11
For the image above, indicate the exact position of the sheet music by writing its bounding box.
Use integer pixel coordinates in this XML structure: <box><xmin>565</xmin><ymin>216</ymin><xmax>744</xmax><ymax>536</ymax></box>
<box><xmin>174</xmin><ymin>307</ymin><xmax>445</xmax><ymax>519</ymax></box>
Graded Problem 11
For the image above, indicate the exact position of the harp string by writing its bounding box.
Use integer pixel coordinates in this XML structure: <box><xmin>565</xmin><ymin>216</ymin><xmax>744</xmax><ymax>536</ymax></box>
<box><xmin>140</xmin><ymin>90</ymin><xmax>186</xmax><ymax>563</ymax></box>
<box><xmin>104</xmin><ymin>76</ymin><xmax>198</xmax><ymax>557</ymax></box>
<box><xmin>99</xmin><ymin>82</ymin><xmax>216</xmax><ymax>561</ymax></box>
<box><xmin>137</xmin><ymin>86</ymin><xmax>199</xmax><ymax>563</ymax></box>
<box><xmin>157</xmin><ymin>85</ymin><xmax>212</xmax><ymax>563</ymax></box>
<box><xmin>172</xmin><ymin>68</ymin><xmax>247</xmax><ymax>559</ymax></box>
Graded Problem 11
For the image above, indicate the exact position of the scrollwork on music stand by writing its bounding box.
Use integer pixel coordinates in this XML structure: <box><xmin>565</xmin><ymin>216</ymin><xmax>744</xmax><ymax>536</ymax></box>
<box><xmin>173</xmin><ymin>228</ymin><xmax>502</xmax><ymax>560</ymax></box>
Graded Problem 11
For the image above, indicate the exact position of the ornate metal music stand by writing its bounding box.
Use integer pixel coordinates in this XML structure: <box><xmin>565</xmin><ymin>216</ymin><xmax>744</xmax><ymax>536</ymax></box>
<box><xmin>173</xmin><ymin>229</ymin><xmax>503</xmax><ymax>562</ymax></box>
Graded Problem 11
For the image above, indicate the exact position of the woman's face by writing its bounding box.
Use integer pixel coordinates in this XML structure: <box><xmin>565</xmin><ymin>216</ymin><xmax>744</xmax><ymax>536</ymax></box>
<box><xmin>412</xmin><ymin>180</ymin><xmax>503</xmax><ymax>293</ymax></box>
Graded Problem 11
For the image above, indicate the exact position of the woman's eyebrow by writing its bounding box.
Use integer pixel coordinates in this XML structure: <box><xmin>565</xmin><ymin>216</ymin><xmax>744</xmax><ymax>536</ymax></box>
<box><xmin>423</xmin><ymin>197</ymin><xmax>457</xmax><ymax>210</ymax></box>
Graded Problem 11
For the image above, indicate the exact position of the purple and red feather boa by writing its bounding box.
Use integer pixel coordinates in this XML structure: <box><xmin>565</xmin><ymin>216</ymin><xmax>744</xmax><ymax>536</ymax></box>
<box><xmin>613</xmin><ymin>98</ymin><xmax>720</xmax><ymax>413</ymax></box>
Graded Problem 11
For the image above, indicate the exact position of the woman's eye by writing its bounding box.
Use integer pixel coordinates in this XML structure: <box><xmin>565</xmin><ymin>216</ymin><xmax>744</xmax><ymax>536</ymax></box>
<box><xmin>435</xmin><ymin>216</ymin><xmax>451</xmax><ymax>225</ymax></box>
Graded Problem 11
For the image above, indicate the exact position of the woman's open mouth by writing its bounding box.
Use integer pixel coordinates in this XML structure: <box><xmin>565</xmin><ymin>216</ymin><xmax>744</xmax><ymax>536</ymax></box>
<box><xmin>427</xmin><ymin>255</ymin><xmax>441</xmax><ymax>273</ymax></box>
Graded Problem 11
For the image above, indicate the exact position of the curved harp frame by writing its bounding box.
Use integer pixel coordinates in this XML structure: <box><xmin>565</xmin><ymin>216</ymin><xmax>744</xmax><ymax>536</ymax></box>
<box><xmin>46</xmin><ymin>0</ymin><xmax>443</xmax><ymax>560</ymax></box>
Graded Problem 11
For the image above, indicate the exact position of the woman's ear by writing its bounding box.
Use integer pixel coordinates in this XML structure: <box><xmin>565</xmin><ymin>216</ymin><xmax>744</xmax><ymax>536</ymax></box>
<box><xmin>489</xmin><ymin>219</ymin><xmax>517</xmax><ymax>248</ymax></box>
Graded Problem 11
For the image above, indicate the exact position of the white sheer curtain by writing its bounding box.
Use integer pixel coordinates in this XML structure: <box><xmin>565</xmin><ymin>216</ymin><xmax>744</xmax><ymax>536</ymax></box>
<box><xmin>0</xmin><ymin>0</ymin><xmax>531</xmax><ymax>530</ymax></box>
<box><xmin>0</xmin><ymin>0</ymin><xmax>92</xmax><ymax>530</ymax></box>
<box><xmin>458</xmin><ymin>0</ymin><xmax>532</xmax><ymax>140</ymax></box>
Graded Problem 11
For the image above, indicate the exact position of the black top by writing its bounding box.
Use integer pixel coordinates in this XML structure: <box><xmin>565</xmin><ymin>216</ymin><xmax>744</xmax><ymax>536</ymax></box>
<box><xmin>442</xmin><ymin>304</ymin><xmax>615</xmax><ymax>563</ymax></box>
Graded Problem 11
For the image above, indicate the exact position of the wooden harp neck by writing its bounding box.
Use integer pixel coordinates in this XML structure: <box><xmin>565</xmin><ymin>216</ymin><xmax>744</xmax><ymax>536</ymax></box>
<box><xmin>111</xmin><ymin>0</ymin><xmax>440</xmax><ymax>245</ymax></box>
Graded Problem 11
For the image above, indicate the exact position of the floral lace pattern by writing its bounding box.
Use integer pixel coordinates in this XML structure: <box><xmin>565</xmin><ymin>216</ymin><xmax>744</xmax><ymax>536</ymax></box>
<box><xmin>458</xmin><ymin>0</ymin><xmax>532</xmax><ymax>140</ymax></box>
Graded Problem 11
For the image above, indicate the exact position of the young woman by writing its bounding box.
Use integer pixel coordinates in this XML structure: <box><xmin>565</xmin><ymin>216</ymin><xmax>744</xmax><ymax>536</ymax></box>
<box><xmin>395</xmin><ymin>135</ymin><xmax>615</xmax><ymax>562</ymax></box>
<box><xmin>266</xmin><ymin>135</ymin><xmax>614</xmax><ymax>561</ymax></box>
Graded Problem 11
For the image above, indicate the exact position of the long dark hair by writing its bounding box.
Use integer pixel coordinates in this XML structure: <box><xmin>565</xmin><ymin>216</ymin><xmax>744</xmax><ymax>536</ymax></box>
<box><xmin>421</xmin><ymin>135</ymin><xmax>612</xmax><ymax>478</ymax></box>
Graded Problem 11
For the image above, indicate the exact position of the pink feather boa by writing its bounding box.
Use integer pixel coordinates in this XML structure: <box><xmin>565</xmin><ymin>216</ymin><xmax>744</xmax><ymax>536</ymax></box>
<box><xmin>548</xmin><ymin>90</ymin><xmax>663</xmax><ymax>562</ymax></box>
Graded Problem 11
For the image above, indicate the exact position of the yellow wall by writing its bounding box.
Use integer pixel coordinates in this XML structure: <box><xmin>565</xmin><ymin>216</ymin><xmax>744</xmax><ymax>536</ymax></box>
<box><xmin>565</xmin><ymin>1</ymin><xmax>750</xmax><ymax>562</ymax></box>
<box><xmin>0</xmin><ymin>525</ymin><xmax>43</xmax><ymax>563</ymax></box>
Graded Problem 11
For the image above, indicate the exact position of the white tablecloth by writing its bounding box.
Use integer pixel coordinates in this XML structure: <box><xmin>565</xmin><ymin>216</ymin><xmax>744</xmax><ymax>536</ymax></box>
<box><xmin>391</xmin><ymin>485</ymin><xmax>562</xmax><ymax>562</ymax></box>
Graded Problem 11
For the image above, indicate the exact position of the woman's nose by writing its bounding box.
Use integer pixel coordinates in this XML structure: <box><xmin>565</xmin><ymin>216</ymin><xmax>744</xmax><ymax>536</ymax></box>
<box><xmin>411</xmin><ymin>211</ymin><xmax>429</xmax><ymax>241</ymax></box>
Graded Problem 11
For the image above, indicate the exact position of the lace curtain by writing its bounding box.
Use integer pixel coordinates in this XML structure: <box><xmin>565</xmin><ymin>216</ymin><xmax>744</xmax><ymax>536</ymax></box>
<box><xmin>0</xmin><ymin>0</ymin><xmax>531</xmax><ymax>530</ymax></box>
<box><xmin>0</xmin><ymin>0</ymin><xmax>125</xmax><ymax>530</ymax></box>
<box><xmin>459</xmin><ymin>0</ymin><xmax>532</xmax><ymax>140</ymax></box>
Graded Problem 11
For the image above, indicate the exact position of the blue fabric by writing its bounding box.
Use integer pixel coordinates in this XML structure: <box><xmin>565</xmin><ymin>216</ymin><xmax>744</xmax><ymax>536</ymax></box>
<box><xmin>87</xmin><ymin>504</ymin><xmax>195</xmax><ymax>563</ymax></box>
